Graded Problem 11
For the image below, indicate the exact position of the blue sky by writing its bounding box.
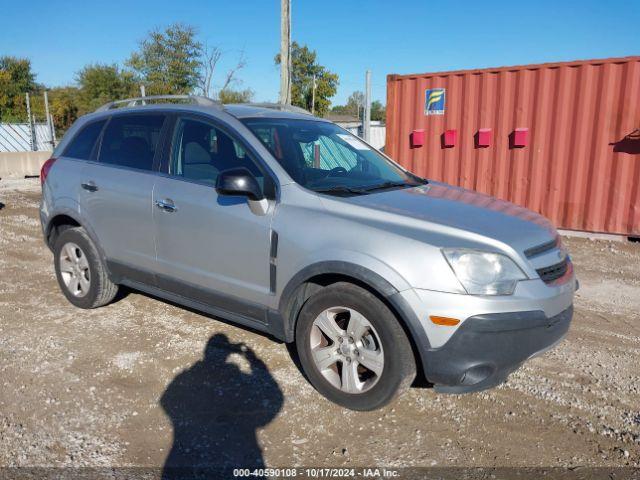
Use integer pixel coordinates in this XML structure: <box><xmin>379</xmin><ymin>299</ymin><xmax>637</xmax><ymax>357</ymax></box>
<box><xmin>2</xmin><ymin>0</ymin><xmax>638</xmax><ymax>105</ymax></box>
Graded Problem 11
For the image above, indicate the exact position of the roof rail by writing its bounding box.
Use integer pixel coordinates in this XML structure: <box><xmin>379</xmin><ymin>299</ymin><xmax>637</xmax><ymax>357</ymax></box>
<box><xmin>95</xmin><ymin>95</ymin><xmax>220</xmax><ymax>112</ymax></box>
<box><xmin>236</xmin><ymin>102</ymin><xmax>312</xmax><ymax>115</ymax></box>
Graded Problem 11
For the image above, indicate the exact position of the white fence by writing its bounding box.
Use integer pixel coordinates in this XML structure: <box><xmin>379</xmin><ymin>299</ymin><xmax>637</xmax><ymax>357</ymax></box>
<box><xmin>0</xmin><ymin>123</ymin><xmax>54</xmax><ymax>152</ymax></box>
<box><xmin>0</xmin><ymin>120</ymin><xmax>384</xmax><ymax>153</ymax></box>
<box><xmin>341</xmin><ymin>124</ymin><xmax>386</xmax><ymax>151</ymax></box>
<box><xmin>368</xmin><ymin>126</ymin><xmax>386</xmax><ymax>151</ymax></box>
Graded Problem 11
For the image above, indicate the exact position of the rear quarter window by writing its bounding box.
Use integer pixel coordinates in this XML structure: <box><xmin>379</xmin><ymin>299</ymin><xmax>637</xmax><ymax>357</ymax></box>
<box><xmin>63</xmin><ymin>120</ymin><xmax>107</xmax><ymax>160</ymax></box>
<box><xmin>98</xmin><ymin>114</ymin><xmax>166</xmax><ymax>171</ymax></box>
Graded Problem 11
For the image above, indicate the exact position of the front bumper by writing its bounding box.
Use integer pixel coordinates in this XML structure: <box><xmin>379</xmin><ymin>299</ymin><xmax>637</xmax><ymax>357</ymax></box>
<box><xmin>390</xmin><ymin>274</ymin><xmax>576</xmax><ymax>393</ymax></box>
<box><xmin>423</xmin><ymin>306</ymin><xmax>573</xmax><ymax>393</ymax></box>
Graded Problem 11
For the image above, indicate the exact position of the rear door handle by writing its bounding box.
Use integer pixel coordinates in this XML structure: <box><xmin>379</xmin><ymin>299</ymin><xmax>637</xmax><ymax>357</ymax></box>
<box><xmin>81</xmin><ymin>181</ymin><xmax>98</xmax><ymax>192</ymax></box>
<box><xmin>155</xmin><ymin>198</ymin><xmax>177</xmax><ymax>212</ymax></box>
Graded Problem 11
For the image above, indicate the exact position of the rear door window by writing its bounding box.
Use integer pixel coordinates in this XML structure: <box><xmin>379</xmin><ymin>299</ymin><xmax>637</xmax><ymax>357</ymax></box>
<box><xmin>98</xmin><ymin>114</ymin><xmax>166</xmax><ymax>171</ymax></box>
<box><xmin>64</xmin><ymin>120</ymin><xmax>107</xmax><ymax>160</ymax></box>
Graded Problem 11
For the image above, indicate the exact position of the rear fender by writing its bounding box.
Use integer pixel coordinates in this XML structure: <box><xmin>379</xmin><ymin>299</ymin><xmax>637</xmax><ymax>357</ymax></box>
<box><xmin>45</xmin><ymin>205</ymin><xmax>112</xmax><ymax>280</ymax></box>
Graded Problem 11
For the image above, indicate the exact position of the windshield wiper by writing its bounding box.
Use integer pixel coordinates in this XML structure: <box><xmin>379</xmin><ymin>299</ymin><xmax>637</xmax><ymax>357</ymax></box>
<box><xmin>314</xmin><ymin>185</ymin><xmax>367</xmax><ymax>196</ymax></box>
<box><xmin>360</xmin><ymin>181</ymin><xmax>414</xmax><ymax>192</ymax></box>
<box><xmin>315</xmin><ymin>179</ymin><xmax>425</xmax><ymax>196</ymax></box>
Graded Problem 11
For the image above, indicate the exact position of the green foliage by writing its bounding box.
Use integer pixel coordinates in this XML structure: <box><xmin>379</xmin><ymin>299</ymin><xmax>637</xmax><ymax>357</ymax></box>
<box><xmin>0</xmin><ymin>56</ymin><xmax>39</xmax><ymax>122</ymax></box>
<box><xmin>329</xmin><ymin>105</ymin><xmax>350</xmax><ymax>115</ymax></box>
<box><xmin>127</xmin><ymin>23</ymin><xmax>203</xmax><ymax>95</ymax></box>
<box><xmin>76</xmin><ymin>64</ymin><xmax>138</xmax><ymax>112</ymax></box>
<box><xmin>347</xmin><ymin>91</ymin><xmax>364</xmax><ymax>116</ymax></box>
<box><xmin>275</xmin><ymin>42</ymin><xmax>338</xmax><ymax>117</ymax></box>
<box><xmin>371</xmin><ymin>100</ymin><xmax>386</xmax><ymax>122</ymax></box>
<box><xmin>42</xmin><ymin>64</ymin><xmax>137</xmax><ymax>133</ymax></box>
<box><xmin>218</xmin><ymin>88</ymin><xmax>254</xmax><ymax>104</ymax></box>
<box><xmin>48</xmin><ymin>87</ymin><xmax>81</xmax><ymax>136</ymax></box>
<box><xmin>334</xmin><ymin>91</ymin><xmax>364</xmax><ymax>118</ymax></box>
<box><xmin>332</xmin><ymin>92</ymin><xmax>386</xmax><ymax>122</ymax></box>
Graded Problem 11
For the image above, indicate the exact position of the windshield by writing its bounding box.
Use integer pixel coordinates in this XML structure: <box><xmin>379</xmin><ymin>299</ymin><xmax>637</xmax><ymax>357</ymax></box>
<box><xmin>241</xmin><ymin>118</ymin><xmax>425</xmax><ymax>195</ymax></box>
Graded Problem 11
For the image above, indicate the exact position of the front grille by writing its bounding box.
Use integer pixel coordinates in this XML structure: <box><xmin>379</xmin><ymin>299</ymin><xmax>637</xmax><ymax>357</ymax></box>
<box><xmin>525</xmin><ymin>237</ymin><xmax>559</xmax><ymax>258</ymax></box>
<box><xmin>536</xmin><ymin>258</ymin><xmax>568</xmax><ymax>283</ymax></box>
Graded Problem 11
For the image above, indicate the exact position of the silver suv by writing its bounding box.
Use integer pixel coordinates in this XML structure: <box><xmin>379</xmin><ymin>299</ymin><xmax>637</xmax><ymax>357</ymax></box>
<box><xmin>40</xmin><ymin>95</ymin><xmax>576</xmax><ymax>411</ymax></box>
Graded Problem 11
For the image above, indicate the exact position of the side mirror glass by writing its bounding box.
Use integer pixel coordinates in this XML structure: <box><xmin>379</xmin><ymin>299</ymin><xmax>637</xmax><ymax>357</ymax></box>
<box><xmin>215</xmin><ymin>168</ymin><xmax>264</xmax><ymax>201</ymax></box>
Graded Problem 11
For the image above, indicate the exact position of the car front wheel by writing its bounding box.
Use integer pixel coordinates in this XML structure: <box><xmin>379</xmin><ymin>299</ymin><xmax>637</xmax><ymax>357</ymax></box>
<box><xmin>295</xmin><ymin>282</ymin><xmax>416</xmax><ymax>411</ymax></box>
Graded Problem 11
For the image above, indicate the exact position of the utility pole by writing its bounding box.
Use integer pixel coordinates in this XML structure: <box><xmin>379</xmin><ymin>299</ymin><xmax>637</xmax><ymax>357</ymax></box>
<box><xmin>311</xmin><ymin>74</ymin><xmax>317</xmax><ymax>115</ymax></box>
<box><xmin>363</xmin><ymin>70</ymin><xmax>372</xmax><ymax>142</ymax></box>
<box><xmin>279</xmin><ymin>0</ymin><xmax>291</xmax><ymax>105</ymax></box>
<box><xmin>25</xmin><ymin>92</ymin><xmax>36</xmax><ymax>151</ymax></box>
<box><xmin>43</xmin><ymin>90</ymin><xmax>55</xmax><ymax>148</ymax></box>
<box><xmin>50</xmin><ymin>114</ymin><xmax>57</xmax><ymax>146</ymax></box>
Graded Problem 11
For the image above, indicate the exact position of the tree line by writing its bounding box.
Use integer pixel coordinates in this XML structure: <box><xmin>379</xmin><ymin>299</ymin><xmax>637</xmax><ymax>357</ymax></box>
<box><xmin>0</xmin><ymin>23</ymin><xmax>254</xmax><ymax>134</ymax></box>
<box><xmin>1</xmin><ymin>22</ymin><xmax>384</xmax><ymax>136</ymax></box>
<box><xmin>331</xmin><ymin>91</ymin><xmax>385</xmax><ymax>122</ymax></box>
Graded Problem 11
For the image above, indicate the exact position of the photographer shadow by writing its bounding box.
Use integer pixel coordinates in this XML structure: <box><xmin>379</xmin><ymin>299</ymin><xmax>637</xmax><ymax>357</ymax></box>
<box><xmin>161</xmin><ymin>333</ymin><xmax>283</xmax><ymax>479</ymax></box>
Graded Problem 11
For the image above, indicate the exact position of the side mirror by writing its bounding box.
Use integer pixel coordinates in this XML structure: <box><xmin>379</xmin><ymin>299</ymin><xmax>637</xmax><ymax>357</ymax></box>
<box><xmin>215</xmin><ymin>168</ymin><xmax>264</xmax><ymax>201</ymax></box>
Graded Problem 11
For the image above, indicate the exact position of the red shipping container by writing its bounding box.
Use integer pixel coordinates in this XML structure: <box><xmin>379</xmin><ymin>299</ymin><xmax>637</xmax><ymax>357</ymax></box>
<box><xmin>386</xmin><ymin>56</ymin><xmax>640</xmax><ymax>236</ymax></box>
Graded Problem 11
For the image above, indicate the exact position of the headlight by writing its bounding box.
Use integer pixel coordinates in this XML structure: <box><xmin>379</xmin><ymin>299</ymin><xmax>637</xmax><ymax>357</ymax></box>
<box><xmin>442</xmin><ymin>249</ymin><xmax>527</xmax><ymax>295</ymax></box>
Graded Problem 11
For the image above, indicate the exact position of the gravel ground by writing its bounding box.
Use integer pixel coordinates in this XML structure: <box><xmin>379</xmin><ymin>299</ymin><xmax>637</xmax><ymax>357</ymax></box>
<box><xmin>0</xmin><ymin>178</ymin><xmax>638</xmax><ymax>474</ymax></box>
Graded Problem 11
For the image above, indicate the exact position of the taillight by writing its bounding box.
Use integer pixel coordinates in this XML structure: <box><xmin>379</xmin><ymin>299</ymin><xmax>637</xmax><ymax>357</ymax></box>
<box><xmin>40</xmin><ymin>158</ymin><xmax>57</xmax><ymax>186</ymax></box>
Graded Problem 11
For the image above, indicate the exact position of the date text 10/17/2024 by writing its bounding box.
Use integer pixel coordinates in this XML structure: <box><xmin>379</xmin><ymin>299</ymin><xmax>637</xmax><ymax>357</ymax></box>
<box><xmin>233</xmin><ymin>468</ymin><xmax>400</xmax><ymax>478</ymax></box>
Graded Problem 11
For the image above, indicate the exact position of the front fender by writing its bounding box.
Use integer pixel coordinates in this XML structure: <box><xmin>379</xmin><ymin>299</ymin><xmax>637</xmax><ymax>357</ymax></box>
<box><xmin>276</xmin><ymin>257</ymin><xmax>431</xmax><ymax>361</ymax></box>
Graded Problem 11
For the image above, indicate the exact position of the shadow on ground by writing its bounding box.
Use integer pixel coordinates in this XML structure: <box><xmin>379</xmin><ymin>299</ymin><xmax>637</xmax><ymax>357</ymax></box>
<box><xmin>160</xmin><ymin>333</ymin><xmax>283</xmax><ymax>479</ymax></box>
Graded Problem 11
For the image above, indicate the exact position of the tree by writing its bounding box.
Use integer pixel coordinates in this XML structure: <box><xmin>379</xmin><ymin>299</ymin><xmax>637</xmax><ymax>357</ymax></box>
<box><xmin>331</xmin><ymin>91</ymin><xmax>363</xmax><ymax>119</ymax></box>
<box><xmin>218</xmin><ymin>88</ymin><xmax>254</xmax><ymax>104</ymax></box>
<box><xmin>76</xmin><ymin>64</ymin><xmax>137</xmax><ymax>111</ymax></box>
<box><xmin>127</xmin><ymin>23</ymin><xmax>203</xmax><ymax>95</ymax></box>
<box><xmin>371</xmin><ymin>100</ymin><xmax>386</xmax><ymax>122</ymax></box>
<box><xmin>275</xmin><ymin>42</ymin><xmax>338</xmax><ymax>117</ymax></box>
<box><xmin>0</xmin><ymin>56</ymin><xmax>39</xmax><ymax>122</ymax></box>
<box><xmin>329</xmin><ymin>105</ymin><xmax>350</xmax><ymax>115</ymax></box>
<box><xmin>198</xmin><ymin>46</ymin><xmax>247</xmax><ymax>100</ymax></box>
<box><xmin>48</xmin><ymin>87</ymin><xmax>81</xmax><ymax>135</ymax></box>
<box><xmin>332</xmin><ymin>93</ymin><xmax>386</xmax><ymax>122</ymax></box>
<box><xmin>346</xmin><ymin>91</ymin><xmax>364</xmax><ymax>118</ymax></box>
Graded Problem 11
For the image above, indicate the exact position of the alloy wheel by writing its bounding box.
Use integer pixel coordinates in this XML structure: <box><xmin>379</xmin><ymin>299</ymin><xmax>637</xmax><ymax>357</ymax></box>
<box><xmin>59</xmin><ymin>242</ymin><xmax>91</xmax><ymax>298</ymax></box>
<box><xmin>309</xmin><ymin>306</ymin><xmax>384</xmax><ymax>394</ymax></box>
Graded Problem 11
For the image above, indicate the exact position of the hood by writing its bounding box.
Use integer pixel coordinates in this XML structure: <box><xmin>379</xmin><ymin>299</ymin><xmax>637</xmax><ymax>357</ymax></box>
<box><xmin>339</xmin><ymin>182</ymin><xmax>557</xmax><ymax>253</ymax></box>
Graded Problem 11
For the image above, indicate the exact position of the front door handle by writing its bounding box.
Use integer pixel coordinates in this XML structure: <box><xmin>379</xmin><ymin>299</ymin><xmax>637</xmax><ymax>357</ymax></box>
<box><xmin>81</xmin><ymin>181</ymin><xmax>98</xmax><ymax>192</ymax></box>
<box><xmin>155</xmin><ymin>198</ymin><xmax>177</xmax><ymax>212</ymax></box>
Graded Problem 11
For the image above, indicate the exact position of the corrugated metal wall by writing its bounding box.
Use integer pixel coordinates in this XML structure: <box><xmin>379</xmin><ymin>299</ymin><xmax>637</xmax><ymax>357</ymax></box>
<box><xmin>386</xmin><ymin>56</ymin><xmax>640</xmax><ymax>236</ymax></box>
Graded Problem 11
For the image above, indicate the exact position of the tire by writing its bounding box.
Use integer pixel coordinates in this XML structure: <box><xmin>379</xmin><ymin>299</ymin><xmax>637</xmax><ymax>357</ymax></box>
<box><xmin>295</xmin><ymin>282</ymin><xmax>416</xmax><ymax>411</ymax></box>
<box><xmin>53</xmin><ymin>227</ymin><xmax>118</xmax><ymax>309</ymax></box>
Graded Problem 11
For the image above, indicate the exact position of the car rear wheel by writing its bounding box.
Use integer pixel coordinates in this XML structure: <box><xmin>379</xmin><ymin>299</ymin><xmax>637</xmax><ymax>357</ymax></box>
<box><xmin>53</xmin><ymin>227</ymin><xmax>118</xmax><ymax>309</ymax></box>
<box><xmin>295</xmin><ymin>282</ymin><xmax>416</xmax><ymax>411</ymax></box>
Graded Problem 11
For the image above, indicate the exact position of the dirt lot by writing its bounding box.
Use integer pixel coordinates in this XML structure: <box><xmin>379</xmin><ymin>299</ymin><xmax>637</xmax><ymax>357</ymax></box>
<box><xmin>0</xmin><ymin>178</ymin><xmax>639</xmax><ymax>474</ymax></box>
